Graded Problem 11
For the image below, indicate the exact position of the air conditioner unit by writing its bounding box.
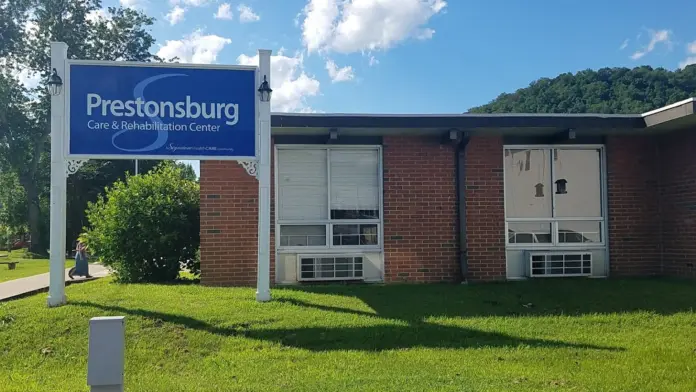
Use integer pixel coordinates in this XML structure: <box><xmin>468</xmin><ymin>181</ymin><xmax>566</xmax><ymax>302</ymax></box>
<box><xmin>528</xmin><ymin>252</ymin><xmax>592</xmax><ymax>278</ymax></box>
<box><xmin>297</xmin><ymin>254</ymin><xmax>365</xmax><ymax>282</ymax></box>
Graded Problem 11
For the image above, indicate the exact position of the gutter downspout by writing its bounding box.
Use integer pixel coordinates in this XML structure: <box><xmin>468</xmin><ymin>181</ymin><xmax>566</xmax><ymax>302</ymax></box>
<box><xmin>455</xmin><ymin>134</ymin><xmax>470</xmax><ymax>283</ymax></box>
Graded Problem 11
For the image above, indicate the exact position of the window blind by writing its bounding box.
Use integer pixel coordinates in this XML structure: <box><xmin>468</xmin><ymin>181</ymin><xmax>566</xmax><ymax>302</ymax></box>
<box><xmin>329</xmin><ymin>150</ymin><xmax>379</xmax><ymax>212</ymax></box>
<box><xmin>277</xmin><ymin>149</ymin><xmax>328</xmax><ymax>220</ymax></box>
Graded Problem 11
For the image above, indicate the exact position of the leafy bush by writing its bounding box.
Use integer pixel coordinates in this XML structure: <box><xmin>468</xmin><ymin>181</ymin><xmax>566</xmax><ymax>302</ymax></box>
<box><xmin>82</xmin><ymin>162</ymin><xmax>200</xmax><ymax>283</ymax></box>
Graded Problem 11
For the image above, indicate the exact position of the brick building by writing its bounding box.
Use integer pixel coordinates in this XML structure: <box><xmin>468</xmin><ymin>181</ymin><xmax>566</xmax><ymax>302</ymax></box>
<box><xmin>200</xmin><ymin>98</ymin><xmax>696</xmax><ymax>285</ymax></box>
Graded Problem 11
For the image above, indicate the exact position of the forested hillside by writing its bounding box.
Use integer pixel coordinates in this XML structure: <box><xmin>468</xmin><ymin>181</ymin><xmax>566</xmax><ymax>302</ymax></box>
<box><xmin>469</xmin><ymin>65</ymin><xmax>696</xmax><ymax>114</ymax></box>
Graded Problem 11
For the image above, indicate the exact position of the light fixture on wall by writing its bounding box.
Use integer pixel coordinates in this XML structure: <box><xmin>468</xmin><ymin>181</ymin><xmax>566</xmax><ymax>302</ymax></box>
<box><xmin>47</xmin><ymin>68</ymin><xmax>63</xmax><ymax>96</ymax></box>
<box><xmin>258</xmin><ymin>75</ymin><xmax>272</xmax><ymax>102</ymax></box>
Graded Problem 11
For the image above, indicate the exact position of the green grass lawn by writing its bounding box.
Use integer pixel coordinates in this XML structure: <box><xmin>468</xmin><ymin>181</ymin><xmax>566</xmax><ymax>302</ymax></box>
<box><xmin>0</xmin><ymin>250</ymin><xmax>75</xmax><ymax>283</ymax></box>
<box><xmin>0</xmin><ymin>278</ymin><xmax>695</xmax><ymax>391</ymax></box>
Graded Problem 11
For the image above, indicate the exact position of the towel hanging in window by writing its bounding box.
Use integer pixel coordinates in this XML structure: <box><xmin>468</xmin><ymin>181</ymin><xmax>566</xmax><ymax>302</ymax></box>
<box><xmin>555</xmin><ymin>179</ymin><xmax>568</xmax><ymax>194</ymax></box>
<box><xmin>535</xmin><ymin>183</ymin><xmax>544</xmax><ymax>197</ymax></box>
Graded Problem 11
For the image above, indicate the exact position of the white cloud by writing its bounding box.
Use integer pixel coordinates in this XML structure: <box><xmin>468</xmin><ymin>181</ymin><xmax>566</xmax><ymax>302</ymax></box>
<box><xmin>368</xmin><ymin>55</ymin><xmax>379</xmax><ymax>66</ymax></box>
<box><xmin>301</xmin><ymin>0</ymin><xmax>340</xmax><ymax>53</ymax></box>
<box><xmin>416</xmin><ymin>28</ymin><xmax>436</xmax><ymax>40</ymax></box>
<box><xmin>238</xmin><ymin>4</ymin><xmax>260</xmax><ymax>23</ymax></box>
<box><xmin>619</xmin><ymin>39</ymin><xmax>629</xmax><ymax>50</ymax></box>
<box><xmin>165</xmin><ymin>6</ymin><xmax>187</xmax><ymax>25</ymax></box>
<box><xmin>325</xmin><ymin>59</ymin><xmax>355</xmax><ymax>82</ymax></box>
<box><xmin>215</xmin><ymin>3</ymin><xmax>233</xmax><ymax>20</ymax></box>
<box><xmin>688</xmin><ymin>41</ymin><xmax>696</xmax><ymax>54</ymax></box>
<box><xmin>678</xmin><ymin>40</ymin><xmax>696</xmax><ymax>69</ymax></box>
<box><xmin>157</xmin><ymin>30</ymin><xmax>232</xmax><ymax>63</ymax></box>
<box><xmin>237</xmin><ymin>51</ymin><xmax>321</xmax><ymax>112</ymax></box>
<box><xmin>171</xmin><ymin>0</ymin><xmax>209</xmax><ymax>6</ymax></box>
<box><xmin>120</xmin><ymin>0</ymin><xmax>145</xmax><ymax>9</ymax></box>
<box><xmin>301</xmin><ymin>0</ymin><xmax>447</xmax><ymax>54</ymax></box>
<box><xmin>631</xmin><ymin>29</ymin><xmax>672</xmax><ymax>60</ymax></box>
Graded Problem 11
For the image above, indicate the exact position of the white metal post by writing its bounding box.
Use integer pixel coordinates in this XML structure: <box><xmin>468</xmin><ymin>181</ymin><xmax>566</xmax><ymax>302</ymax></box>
<box><xmin>48</xmin><ymin>42</ymin><xmax>69</xmax><ymax>308</ymax></box>
<box><xmin>256</xmin><ymin>49</ymin><xmax>272</xmax><ymax>302</ymax></box>
<box><xmin>134</xmin><ymin>159</ymin><xmax>138</xmax><ymax>175</ymax></box>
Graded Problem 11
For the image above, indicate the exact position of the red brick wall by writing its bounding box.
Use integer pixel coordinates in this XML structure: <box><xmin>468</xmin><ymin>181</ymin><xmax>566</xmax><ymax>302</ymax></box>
<box><xmin>199</xmin><ymin>150</ymin><xmax>276</xmax><ymax>286</ymax></box>
<box><xmin>199</xmin><ymin>132</ymin><xmax>696</xmax><ymax>285</ymax></box>
<box><xmin>382</xmin><ymin>136</ymin><xmax>459</xmax><ymax>282</ymax></box>
<box><xmin>658</xmin><ymin>130</ymin><xmax>696</xmax><ymax>278</ymax></box>
<box><xmin>464</xmin><ymin>136</ymin><xmax>506</xmax><ymax>281</ymax></box>
<box><xmin>606</xmin><ymin>136</ymin><xmax>662</xmax><ymax>276</ymax></box>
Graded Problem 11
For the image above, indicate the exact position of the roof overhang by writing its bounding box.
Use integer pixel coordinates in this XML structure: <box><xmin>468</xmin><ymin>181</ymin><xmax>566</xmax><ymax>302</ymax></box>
<box><xmin>270</xmin><ymin>112</ymin><xmax>645</xmax><ymax>136</ymax></box>
<box><xmin>268</xmin><ymin>98</ymin><xmax>696</xmax><ymax>137</ymax></box>
<box><xmin>642</xmin><ymin>98</ymin><xmax>696</xmax><ymax>132</ymax></box>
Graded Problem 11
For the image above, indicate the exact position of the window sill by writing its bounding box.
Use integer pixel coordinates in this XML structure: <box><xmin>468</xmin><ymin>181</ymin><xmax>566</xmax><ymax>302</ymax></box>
<box><xmin>277</xmin><ymin>247</ymin><xmax>383</xmax><ymax>254</ymax></box>
<box><xmin>505</xmin><ymin>244</ymin><xmax>606</xmax><ymax>250</ymax></box>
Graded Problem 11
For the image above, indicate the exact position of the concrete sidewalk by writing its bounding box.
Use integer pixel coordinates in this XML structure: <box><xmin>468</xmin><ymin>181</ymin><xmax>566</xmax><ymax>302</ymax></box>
<box><xmin>0</xmin><ymin>264</ymin><xmax>110</xmax><ymax>301</ymax></box>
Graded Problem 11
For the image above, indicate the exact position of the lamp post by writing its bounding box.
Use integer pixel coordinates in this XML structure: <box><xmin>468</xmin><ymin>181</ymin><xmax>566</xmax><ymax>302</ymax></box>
<box><xmin>47</xmin><ymin>42</ymin><xmax>69</xmax><ymax>307</ymax></box>
<box><xmin>256</xmin><ymin>50</ymin><xmax>273</xmax><ymax>302</ymax></box>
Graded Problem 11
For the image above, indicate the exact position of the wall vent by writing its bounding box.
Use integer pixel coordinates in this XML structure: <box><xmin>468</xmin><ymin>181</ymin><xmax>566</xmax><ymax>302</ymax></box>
<box><xmin>298</xmin><ymin>255</ymin><xmax>364</xmax><ymax>281</ymax></box>
<box><xmin>529</xmin><ymin>252</ymin><xmax>592</xmax><ymax>277</ymax></box>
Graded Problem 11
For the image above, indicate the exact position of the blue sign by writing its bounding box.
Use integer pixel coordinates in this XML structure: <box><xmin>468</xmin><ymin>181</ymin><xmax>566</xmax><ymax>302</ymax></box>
<box><xmin>68</xmin><ymin>63</ymin><xmax>257</xmax><ymax>159</ymax></box>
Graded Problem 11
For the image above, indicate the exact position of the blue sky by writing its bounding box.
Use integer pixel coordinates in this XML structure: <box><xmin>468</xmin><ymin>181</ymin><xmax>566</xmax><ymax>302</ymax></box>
<box><xmin>95</xmin><ymin>0</ymin><xmax>696</xmax><ymax>174</ymax></box>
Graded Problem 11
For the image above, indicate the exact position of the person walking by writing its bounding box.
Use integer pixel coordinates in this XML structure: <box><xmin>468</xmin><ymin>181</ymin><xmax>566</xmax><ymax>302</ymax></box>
<box><xmin>68</xmin><ymin>241</ymin><xmax>92</xmax><ymax>279</ymax></box>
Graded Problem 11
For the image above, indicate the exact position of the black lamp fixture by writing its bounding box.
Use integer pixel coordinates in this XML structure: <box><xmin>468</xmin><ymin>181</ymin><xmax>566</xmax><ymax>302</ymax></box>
<box><xmin>555</xmin><ymin>178</ymin><xmax>568</xmax><ymax>194</ymax></box>
<box><xmin>258</xmin><ymin>75</ymin><xmax>272</xmax><ymax>102</ymax></box>
<box><xmin>47</xmin><ymin>68</ymin><xmax>63</xmax><ymax>96</ymax></box>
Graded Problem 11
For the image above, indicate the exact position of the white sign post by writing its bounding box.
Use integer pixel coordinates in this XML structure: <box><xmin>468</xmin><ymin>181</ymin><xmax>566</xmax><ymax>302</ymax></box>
<box><xmin>256</xmin><ymin>50</ymin><xmax>272</xmax><ymax>302</ymax></box>
<box><xmin>47</xmin><ymin>42</ymin><xmax>69</xmax><ymax>307</ymax></box>
<box><xmin>47</xmin><ymin>43</ymin><xmax>273</xmax><ymax>307</ymax></box>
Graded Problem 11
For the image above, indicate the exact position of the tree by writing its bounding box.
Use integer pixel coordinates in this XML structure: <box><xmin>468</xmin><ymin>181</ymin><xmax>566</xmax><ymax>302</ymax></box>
<box><xmin>66</xmin><ymin>159</ymin><xmax>160</xmax><ymax>251</ymax></box>
<box><xmin>469</xmin><ymin>65</ymin><xmax>696</xmax><ymax>114</ymax></box>
<box><xmin>0</xmin><ymin>0</ymin><xmax>30</xmax><ymax>57</ymax></box>
<box><xmin>0</xmin><ymin>170</ymin><xmax>28</xmax><ymax>233</ymax></box>
<box><xmin>82</xmin><ymin>163</ymin><xmax>200</xmax><ymax>283</ymax></box>
<box><xmin>175</xmin><ymin>162</ymin><xmax>198</xmax><ymax>182</ymax></box>
<box><xmin>0</xmin><ymin>0</ymin><xmax>158</xmax><ymax>254</ymax></box>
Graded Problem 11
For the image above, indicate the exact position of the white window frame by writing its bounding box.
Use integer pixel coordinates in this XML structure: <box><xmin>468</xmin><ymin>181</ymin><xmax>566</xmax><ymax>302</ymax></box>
<box><xmin>275</xmin><ymin>144</ymin><xmax>384</xmax><ymax>253</ymax></box>
<box><xmin>503</xmin><ymin>144</ymin><xmax>608</xmax><ymax>250</ymax></box>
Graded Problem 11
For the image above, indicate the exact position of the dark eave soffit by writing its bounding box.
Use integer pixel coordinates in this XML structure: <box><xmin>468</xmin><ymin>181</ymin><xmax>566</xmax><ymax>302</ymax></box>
<box><xmin>271</xmin><ymin>112</ymin><xmax>646</xmax><ymax>131</ymax></box>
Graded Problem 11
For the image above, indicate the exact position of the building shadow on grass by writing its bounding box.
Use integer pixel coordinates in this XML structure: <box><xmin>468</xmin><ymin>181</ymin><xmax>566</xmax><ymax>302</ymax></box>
<box><xmin>70</xmin><ymin>300</ymin><xmax>622</xmax><ymax>352</ymax></box>
<box><xmin>275</xmin><ymin>277</ymin><xmax>696</xmax><ymax>322</ymax></box>
<box><xmin>244</xmin><ymin>323</ymin><xmax>622</xmax><ymax>352</ymax></box>
<box><xmin>68</xmin><ymin>278</ymin><xmax>695</xmax><ymax>352</ymax></box>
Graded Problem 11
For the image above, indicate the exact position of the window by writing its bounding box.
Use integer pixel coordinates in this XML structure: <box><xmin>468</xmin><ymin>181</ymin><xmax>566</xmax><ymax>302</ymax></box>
<box><xmin>504</xmin><ymin>147</ymin><xmax>604</xmax><ymax>247</ymax></box>
<box><xmin>507</xmin><ymin>222</ymin><xmax>552</xmax><ymax>244</ymax></box>
<box><xmin>277</xmin><ymin>146</ymin><xmax>382</xmax><ymax>249</ymax></box>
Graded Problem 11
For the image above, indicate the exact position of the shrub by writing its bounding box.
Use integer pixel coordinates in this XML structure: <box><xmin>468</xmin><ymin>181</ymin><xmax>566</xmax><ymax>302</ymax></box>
<box><xmin>82</xmin><ymin>162</ymin><xmax>200</xmax><ymax>283</ymax></box>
